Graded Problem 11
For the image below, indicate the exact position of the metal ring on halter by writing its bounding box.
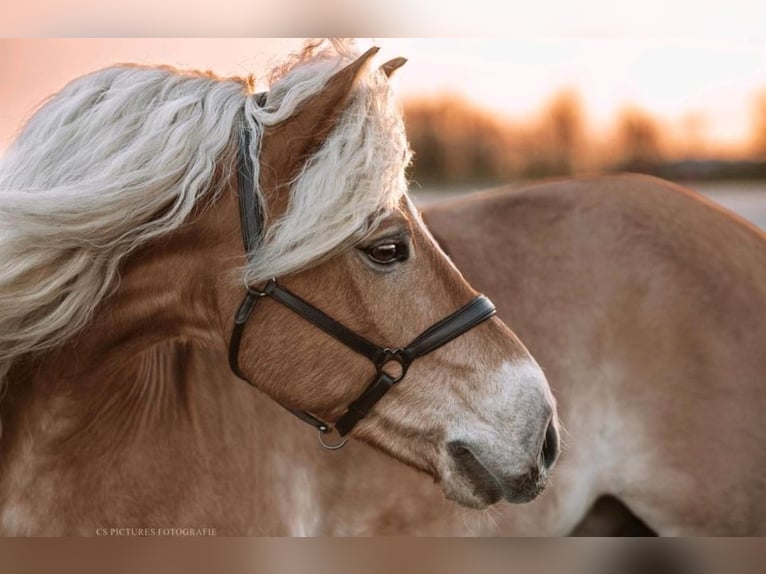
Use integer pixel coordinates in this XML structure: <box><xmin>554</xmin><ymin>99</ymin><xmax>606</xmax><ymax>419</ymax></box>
<box><xmin>243</xmin><ymin>276</ymin><xmax>276</xmax><ymax>298</ymax></box>
<box><xmin>317</xmin><ymin>428</ymin><xmax>348</xmax><ymax>450</ymax></box>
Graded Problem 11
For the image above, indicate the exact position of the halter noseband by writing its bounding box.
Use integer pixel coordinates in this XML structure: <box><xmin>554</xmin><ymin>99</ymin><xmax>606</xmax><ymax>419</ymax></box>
<box><xmin>228</xmin><ymin>96</ymin><xmax>497</xmax><ymax>449</ymax></box>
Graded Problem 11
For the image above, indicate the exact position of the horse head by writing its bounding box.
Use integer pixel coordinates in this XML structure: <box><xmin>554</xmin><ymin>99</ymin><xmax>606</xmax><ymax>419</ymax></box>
<box><xmin>0</xmin><ymin>40</ymin><xmax>559</xmax><ymax>510</ymax></box>
<box><xmin>208</xmin><ymin>42</ymin><xmax>560</xmax><ymax>507</ymax></box>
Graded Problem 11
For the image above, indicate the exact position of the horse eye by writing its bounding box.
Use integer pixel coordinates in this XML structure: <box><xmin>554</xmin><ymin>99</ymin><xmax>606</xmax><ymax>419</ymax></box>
<box><xmin>365</xmin><ymin>241</ymin><xmax>408</xmax><ymax>265</ymax></box>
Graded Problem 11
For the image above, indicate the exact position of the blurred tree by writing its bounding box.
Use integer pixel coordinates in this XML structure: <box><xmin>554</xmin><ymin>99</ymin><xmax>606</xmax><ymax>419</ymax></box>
<box><xmin>679</xmin><ymin>112</ymin><xmax>708</xmax><ymax>158</ymax></box>
<box><xmin>403</xmin><ymin>92</ymin><xmax>710</xmax><ymax>186</ymax></box>
<box><xmin>521</xmin><ymin>89</ymin><xmax>586</xmax><ymax>178</ymax></box>
<box><xmin>540</xmin><ymin>89</ymin><xmax>585</xmax><ymax>175</ymax></box>
<box><xmin>615</xmin><ymin>106</ymin><xmax>663</xmax><ymax>170</ymax></box>
<box><xmin>751</xmin><ymin>90</ymin><xmax>766</xmax><ymax>159</ymax></box>
<box><xmin>404</xmin><ymin>95</ymin><xmax>513</xmax><ymax>185</ymax></box>
<box><xmin>404</xmin><ymin>104</ymin><xmax>447</xmax><ymax>182</ymax></box>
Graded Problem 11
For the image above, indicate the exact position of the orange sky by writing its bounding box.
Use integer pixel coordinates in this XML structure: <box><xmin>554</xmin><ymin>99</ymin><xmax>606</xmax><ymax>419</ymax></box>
<box><xmin>2</xmin><ymin>38</ymin><xmax>766</xmax><ymax>153</ymax></box>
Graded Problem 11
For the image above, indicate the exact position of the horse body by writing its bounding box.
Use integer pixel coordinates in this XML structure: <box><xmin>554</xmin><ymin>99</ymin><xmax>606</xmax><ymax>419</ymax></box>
<box><xmin>424</xmin><ymin>174</ymin><xmax>766</xmax><ymax>535</ymax></box>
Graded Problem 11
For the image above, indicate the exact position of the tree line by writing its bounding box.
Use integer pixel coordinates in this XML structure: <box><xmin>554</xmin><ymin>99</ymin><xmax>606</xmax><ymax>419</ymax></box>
<box><xmin>404</xmin><ymin>90</ymin><xmax>766</xmax><ymax>185</ymax></box>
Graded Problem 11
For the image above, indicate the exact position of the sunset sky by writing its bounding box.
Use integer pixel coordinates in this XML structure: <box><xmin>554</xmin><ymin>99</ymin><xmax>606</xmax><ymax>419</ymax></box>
<box><xmin>2</xmin><ymin>37</ymin><xmax>766</xmax><ymax>153</ymax></box>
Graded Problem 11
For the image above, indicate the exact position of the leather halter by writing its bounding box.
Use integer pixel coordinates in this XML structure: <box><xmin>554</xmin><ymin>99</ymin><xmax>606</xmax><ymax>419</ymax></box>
<box><xmin>228</xmin><ymin>97</ymin><xmax>497</xmax><ymax>449</ymax></box>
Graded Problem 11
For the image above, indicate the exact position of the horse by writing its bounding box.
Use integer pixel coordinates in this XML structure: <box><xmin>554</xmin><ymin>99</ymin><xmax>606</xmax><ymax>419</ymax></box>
<box><xmin>0</xmin><ymin>40</ymin><xmax>560</xmax><ymax>535</ymax></box>
<box><xmin>147</xmin><ymin>173</ymin><xmax>766</xmax><ymax>536</ymax></box>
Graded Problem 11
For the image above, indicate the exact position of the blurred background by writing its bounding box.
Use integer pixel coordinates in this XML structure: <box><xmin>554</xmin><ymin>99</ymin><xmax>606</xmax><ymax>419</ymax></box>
<box><xmin>388</xmin><ymin>39</ymin><xmax>766</xmax><ymax>230</ymax></box>
<box><xmin>2</xmin><ymin>38</ymin><xmax>766</xmax><ymax>228</ymax></box>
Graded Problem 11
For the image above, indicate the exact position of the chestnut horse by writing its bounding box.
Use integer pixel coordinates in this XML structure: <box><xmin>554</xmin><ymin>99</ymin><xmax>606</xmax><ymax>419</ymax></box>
<box><xmin>0</xmin><ymin>41</ymin><xmax>559</xmax><ymax>535</ymax></box>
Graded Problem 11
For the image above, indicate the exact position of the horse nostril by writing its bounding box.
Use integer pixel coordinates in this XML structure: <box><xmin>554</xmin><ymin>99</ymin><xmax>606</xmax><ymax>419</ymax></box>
<box><xmin>447</xmin><ymin>441</ymin><xmax>485</xmax><ymax>474</ymax></box>
<box><xmin>446</xmin><ymin>441</ymin><xmax>503</xmax><ymax>504</ymax></box>
<box><xmin>540</xmin><ymin>419</ymin><xmax>560</xmax><ymax>471</ymax></box>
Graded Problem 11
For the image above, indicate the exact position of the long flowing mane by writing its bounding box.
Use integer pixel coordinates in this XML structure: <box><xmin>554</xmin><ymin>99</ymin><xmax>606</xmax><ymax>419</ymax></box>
<box><xmin>0</xmin><ymin>38</ymin><xmax>411</xmax><ymax>423</ymax></box>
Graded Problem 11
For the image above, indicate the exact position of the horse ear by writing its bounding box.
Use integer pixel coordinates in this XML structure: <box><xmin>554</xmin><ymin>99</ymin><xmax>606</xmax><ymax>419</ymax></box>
<box><xmin>380</xmin><ymin>57</ymin><xmax>407</xmax><ymax>78</ymax></box>
<box><xmin>260</xmin><ymin>46</ymin><xmax>380</xmax><ymax>196</ymax></box>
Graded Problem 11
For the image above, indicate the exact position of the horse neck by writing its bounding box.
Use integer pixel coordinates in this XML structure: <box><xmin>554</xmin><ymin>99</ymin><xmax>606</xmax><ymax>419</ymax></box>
<box><xmin>0</xmin><ymin>205</ymin><xmax>305</xmax><ymax>533</ymax></box>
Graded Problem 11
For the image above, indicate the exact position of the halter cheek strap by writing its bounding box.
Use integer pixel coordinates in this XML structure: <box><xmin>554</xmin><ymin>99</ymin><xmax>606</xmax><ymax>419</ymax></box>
<box><xmin>228</xmin><ymin>96</ymin><xmax>497</xmax><ymax>449</ymax></box>
<box><xmin>236</xmin><ymin>107</ymin><xmax>261</xmax><ymax>258</ymax></box>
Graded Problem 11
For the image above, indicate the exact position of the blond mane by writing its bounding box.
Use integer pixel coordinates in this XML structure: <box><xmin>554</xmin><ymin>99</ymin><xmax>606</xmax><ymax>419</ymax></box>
<box><xmin>0</xmin><ymin>38</ymin><xmax>411</xmax><ymax>426</ymax></box>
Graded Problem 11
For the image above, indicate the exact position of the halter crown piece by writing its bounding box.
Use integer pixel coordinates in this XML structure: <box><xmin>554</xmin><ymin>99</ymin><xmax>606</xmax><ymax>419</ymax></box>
<box><xmin>228</xmin><ymin>93</ymin><xmax>497</xmax><ymax>450</ymax></box>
